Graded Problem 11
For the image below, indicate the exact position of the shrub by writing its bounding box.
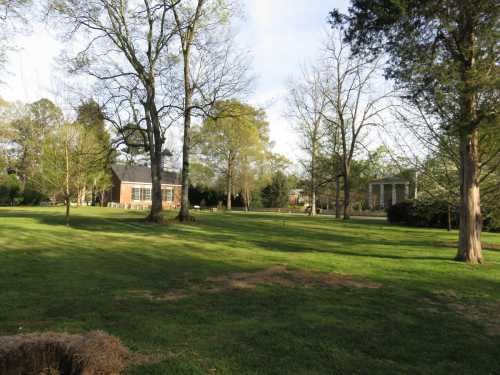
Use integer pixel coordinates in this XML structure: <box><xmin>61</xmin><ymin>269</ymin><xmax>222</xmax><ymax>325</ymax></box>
<box><xmin>22</xmin><ymin>188</ymin><xmax>48</xmax><ymax>205</ymax></box>
<box><xmin>0</xmin><ymin>174</ymin><xmax>21</xmax><ymax>206</ymax></box>
<box><xmin>387</xmin><ymin>200</ymin><xmax>459</xmax><ymax>229</ymax></box>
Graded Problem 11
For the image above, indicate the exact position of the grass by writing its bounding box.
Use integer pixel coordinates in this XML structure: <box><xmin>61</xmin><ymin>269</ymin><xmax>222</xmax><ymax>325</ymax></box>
<box><xmin>0</xmin><ymin>206</ymin><xmax>499</xmax><ymax>374</ymax></box>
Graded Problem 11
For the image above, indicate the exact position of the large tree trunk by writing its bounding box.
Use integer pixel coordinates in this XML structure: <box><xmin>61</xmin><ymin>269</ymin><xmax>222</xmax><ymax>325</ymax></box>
<box><xmin>310</xmin><ymin>189</ymin><xmax>316</xmax><ymax>216</ymax></box>
<box><xmin>456</xmin><ymin>128</ymin><xmax>483</xmax><ymax>263</ymax></box>
<box><xmin>145</xmin><ymin>87</ymin><xmax>164</xmax><ymax>224</ymax></box>
<box><xmin>343</xmin><ymin>172</ymin><xmax>351</xmax><ymax>220</ymax></box>
<box><xmin>149</xmin><ymin>150</ymin><xmax>164</xmax><ymax>223</ymax></box>
<box><xmin>178</xmin><ymin>107</ymin><xmax>192</xmax><ymax>221</ymax></box>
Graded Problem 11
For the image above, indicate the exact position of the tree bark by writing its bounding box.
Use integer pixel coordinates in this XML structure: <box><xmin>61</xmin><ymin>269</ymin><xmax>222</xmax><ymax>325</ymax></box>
<box><xmin>178</xmin><ymin>58</ymin><xmax>193</xmax><ymax>222</ymax></box>
<box><xmin>145</xmin><ymin>85</ymin><xmax>165</xmax><ymax>224</ymax></box>
<box><xmin>456</xmin><ymin>128</ymin><xmax>483</xmax><ymax>263</ymax></box>
<box><xmin>65</xmin><ymin>197</ymin><xmax>70</xmax><ymax>227</ymax></box>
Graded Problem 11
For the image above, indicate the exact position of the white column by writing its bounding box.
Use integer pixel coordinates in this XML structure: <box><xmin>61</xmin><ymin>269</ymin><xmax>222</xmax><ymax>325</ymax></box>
<box><xmin>392</xmin><ymin>183</ymin><xmax>397</xmax><ymax>206</ymax></box>
<box><xmin>368</xmin><ymin>184</ymin><xmax>373</xmax><ymax>209</ymax></box>
<box><xmin>380</xmin><ymin>183</ymin><xmax>385</xmax><ymax>209</ymax></box>
<box><xmin>405</xmin><ymin>183</ymin><xmax>409</xmax><ymax>200</ymax></box>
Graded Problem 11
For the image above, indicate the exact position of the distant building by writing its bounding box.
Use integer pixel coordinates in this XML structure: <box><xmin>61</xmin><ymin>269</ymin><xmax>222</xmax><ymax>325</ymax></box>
<box><xmin>108</xmin><ymin>164</ymin><xmax>181</xmax><ymax>209</ymax></box>
<box><xmin>367</xmin><ymin>176</ymin><xmax>412</xmax><ymax>209</ymax></box>
<box><xmin>289</xmin><ymin>189</ymin><xmax>308</xmax><ymax>206</ymax></box>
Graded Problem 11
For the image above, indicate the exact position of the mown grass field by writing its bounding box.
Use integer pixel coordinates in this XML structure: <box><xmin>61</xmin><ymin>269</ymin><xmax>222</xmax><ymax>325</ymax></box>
<box><xmin>0</xmin><ymin>207</ymin><xmax>499</xmax><ymax>374</ymax></box>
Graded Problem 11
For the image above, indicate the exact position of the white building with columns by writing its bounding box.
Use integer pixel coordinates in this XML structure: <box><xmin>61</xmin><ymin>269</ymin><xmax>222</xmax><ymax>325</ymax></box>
<box><xmin>368</xmin><ymin>177</ymin><xmax>414</xmax><ymax>210</ymax></box>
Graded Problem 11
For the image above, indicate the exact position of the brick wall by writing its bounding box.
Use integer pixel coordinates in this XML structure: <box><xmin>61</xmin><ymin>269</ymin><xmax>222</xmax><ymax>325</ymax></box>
<box><xmin>117</xmin><ymin>182</ymin><xmax>181</xmax><ymax>209</ymax></box>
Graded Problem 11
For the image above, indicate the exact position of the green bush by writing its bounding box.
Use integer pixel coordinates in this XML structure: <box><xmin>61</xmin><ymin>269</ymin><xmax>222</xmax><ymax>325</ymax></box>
<box><xmin>22</xmin><ymin>188</ymin><xmax>47</xmax><ymax>205</ymax></box>
<box><xmin>387</xmin><ymin>200</ymin><xmax>459</xmax><ymax>229</ymax></box>
<box><xmin>387</xmin><ymin>199</ymin><xmax>499</xmax><ymax>232</ymax></box>
<box><xmin>0</xmin><ymin>174</ymin><xmax>21</xmax><ymax>206</ymax></box>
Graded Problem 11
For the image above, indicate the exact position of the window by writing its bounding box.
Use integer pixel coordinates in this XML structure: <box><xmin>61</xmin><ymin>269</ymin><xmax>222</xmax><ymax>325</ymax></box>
<box><xmin>162</xmin><ymin>189</ymin><xmax>173</xmax><ymax>202</ymax></box>
<box><xmin>132</xmin><ymin>187</ymin><xmax>151</xmax><ymax>201</ymax></box>
<box><xmin>132</xmin><ymin>188</ymin><xmax>141</xmax><ymax>201</ymax></box>
<box><xmin>142</xmin><ymin>188</ymin><xmax>151</xmax><ymax>201</ymax></box>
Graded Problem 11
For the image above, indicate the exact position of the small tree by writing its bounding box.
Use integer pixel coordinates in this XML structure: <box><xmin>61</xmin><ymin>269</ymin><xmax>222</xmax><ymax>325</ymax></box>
<box><xmin>0</xmin><ymin>174</ymin><xmax>21</xmax><ymax>206</ymax></box>
<box><xmin>262</xmin><ymin>171</ymin><xmax>289</xmax><ymax>208</ymax></box>
<box><xmin>41</xmin><ymin>122</ymin><xmax>104</xmax><ymax>225</ymax></box>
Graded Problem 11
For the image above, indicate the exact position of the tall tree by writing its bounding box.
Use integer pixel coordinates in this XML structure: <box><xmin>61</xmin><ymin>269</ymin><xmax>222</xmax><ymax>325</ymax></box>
<box><xmin>76</xmin><ymin>100</ymin><xmax>114</xmax><ymax>205</ymax></box>
<box><xmin>9</xmin><ymin>99</ymin><xmax>63</xmax><ymax>189</ymax></box>
<box><xmin>320</xmin><ymin>28</ymin><xmax>392</xmax><ymax>219</ymax></box>
<box><xmin>331</xmin><ymin>0</ymin><xmax>499</xmax><ymax>263</ymax></box>
<box><xmin>51</xmin><ymin>0</ymin><xmax>179</xmax><ymax>223</ymax></box>
<box><xmin>287</xmin><ymin>66</ymin><xmax>328</xmax><ymax>216</ymax></box>
<box><xmin>170</xmin><ymin>0</ymin><xmax>251</xmax><ymax>221</ymax></box>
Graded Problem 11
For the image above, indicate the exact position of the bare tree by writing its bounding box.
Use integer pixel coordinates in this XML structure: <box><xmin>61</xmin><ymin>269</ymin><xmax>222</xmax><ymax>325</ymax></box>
<box><xmin>169</xmin><ymin>0</ymin><xmax>252</xmax><ymax>221</ymax></box>
<box><xmin>321</xmin><ymin>28</ymin><xmax>393</xmax><ymax>219</ymax></box>
<box><xmin>287</xmin><ymin>66</ymin><xmax>328</xmax><ymax>217</ymax></box>
<box><xmin>50</xmin><ymin>0</ymin><xmax>180</xmax><ymax>223</ymax></box>
<box><xmin>0</xmin><ymin>0</ymin><xmax>31</xmax><ymax>77</ymax></box>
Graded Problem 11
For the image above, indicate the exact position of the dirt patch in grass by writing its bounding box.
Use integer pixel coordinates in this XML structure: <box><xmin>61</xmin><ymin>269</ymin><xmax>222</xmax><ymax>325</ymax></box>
<box><xmin>127</xmin><ymin>265</ymin><xmax>382</xmax><ymax>302</ymax></box>
<box><xmin>0</xmin><ymin>331</ymin><xmax>131</xmax><ymax>375</ymax></box>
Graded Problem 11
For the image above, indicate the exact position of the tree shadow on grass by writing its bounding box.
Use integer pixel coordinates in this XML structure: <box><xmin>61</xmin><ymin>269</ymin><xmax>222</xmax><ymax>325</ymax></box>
<box><xmin>1</xmin><ymin>241</ymin><xmax>498</xmax><ymax>374</ymax></box>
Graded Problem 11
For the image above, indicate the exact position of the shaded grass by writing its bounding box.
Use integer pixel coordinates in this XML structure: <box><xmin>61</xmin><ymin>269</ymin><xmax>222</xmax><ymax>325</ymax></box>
<box><xmin>0</xmin><ymin>207</ymin><xmax>499</xmax><ymax>374</ymax></box>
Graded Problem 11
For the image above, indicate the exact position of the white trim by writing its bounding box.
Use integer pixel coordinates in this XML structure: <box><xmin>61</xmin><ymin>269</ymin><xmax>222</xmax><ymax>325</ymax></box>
<box><xmin>121</xmin><ymin>181</ymin><xmax>181</xmax><ymax>187</ymax></box>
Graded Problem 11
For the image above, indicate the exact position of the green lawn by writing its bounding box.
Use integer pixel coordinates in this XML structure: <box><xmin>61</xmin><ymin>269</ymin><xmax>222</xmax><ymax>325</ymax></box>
<box><xmin>1</xmin><ymin>207</ymin><xmax>499</xmax><ymax>374</ymax></box>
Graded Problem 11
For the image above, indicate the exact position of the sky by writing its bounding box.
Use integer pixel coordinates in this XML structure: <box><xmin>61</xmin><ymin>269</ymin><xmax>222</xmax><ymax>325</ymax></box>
<box><xmin>0</xmin><ymin>0</ymin><xmax>350</xmax><ymax>162</ymax></box>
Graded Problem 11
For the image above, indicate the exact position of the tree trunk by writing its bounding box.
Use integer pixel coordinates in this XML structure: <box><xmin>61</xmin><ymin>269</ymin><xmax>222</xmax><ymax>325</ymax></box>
<box><xmin>456</xmin><ymin>128</ymin><xmax>483</xmax><ymax>263</ymax></box>
<box><xmin>65</xmin><ymin>197</ymin><xmax>70</xmax><ymax>227</ymax></box>
<box><xmin>178</xmin><ymin>91</ymin><xmax>193</xmax><ymax>222</ymax></box>
<box><xmin>343</xmin><ymin>174</ymin><xmax>351</xmax><ymax>220</ymax></box>
<box><xmin>149</xmin><ymin>150</ymin><xmax>164</xmax><ymax>223</ymax></box>
<box><xmin>226</xmin><ymin>160</ymin><xmax>232</xmax><ymax>210</ymax></box>
<box><xmin>145</xmin><ymin>86</ymin><xmax>164</xmax><ymax>224</ymax></box>
<box><xmin>335</xmin><ymin>177</ymin><xmax>341</xmax><ymax>219</ymax></box>
<box><xmin>64</xmin><ymin>136</ymin><xmax>71</xmax><ymax>226</ymax></box>
<box><xmin>447</xmin><ymin>204</ymin><xmax>452</xmax><ymax>232</ymax></box>
<box><xmin>310</xmin><ymin>189</ymin><xmax>316</xmax><ymax>216</ymax></box>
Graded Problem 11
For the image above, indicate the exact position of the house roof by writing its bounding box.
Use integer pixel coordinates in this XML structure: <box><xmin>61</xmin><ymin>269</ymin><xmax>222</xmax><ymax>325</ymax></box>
<box><xmin>111</xmin><ymin>164</ymin><xmax>179</xmax><ymax>185</ymax></box>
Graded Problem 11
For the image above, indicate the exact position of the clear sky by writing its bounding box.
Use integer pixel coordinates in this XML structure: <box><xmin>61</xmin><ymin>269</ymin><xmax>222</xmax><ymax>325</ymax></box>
<box><xmin>0</xmin><ymin>0</ymin><xmax>350</xmax><ymax>161</ymax></box>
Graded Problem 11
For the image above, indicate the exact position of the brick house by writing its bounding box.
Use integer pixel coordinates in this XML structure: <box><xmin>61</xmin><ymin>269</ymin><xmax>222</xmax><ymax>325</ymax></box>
<box><xmin>108</xmin><ymin>164</ymin><xmax>181</xmax><ymax>209</ymax></box>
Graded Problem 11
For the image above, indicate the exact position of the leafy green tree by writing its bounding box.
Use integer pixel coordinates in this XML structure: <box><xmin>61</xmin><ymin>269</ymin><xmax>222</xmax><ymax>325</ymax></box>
<box><xmin>0</xmin><ymin>173</ymin><xmax>21</xmax><ymax>205</ymax></box>
<box><xmin>331</xmin><ymin>1</ymin><xmax>499</xmax><ymax>263</ymax></box>
<box><xmin>41</xmin><ymin>122</ymin><xmax>104</xmax><ymax>225</ymax></box>
<box><xmin>196</xmin><ymin>100</ymin><xmax>270</xmax><ymax>210</ymax></box>
<box><xmin>76</xmin><ymin>100</ymin><xmax>114</xmax><ymax>205</ymax></box>
<box><xmin>9</xmin><ymin>99</ymin><xmax>63</xmax><ymax>190</ymax></box>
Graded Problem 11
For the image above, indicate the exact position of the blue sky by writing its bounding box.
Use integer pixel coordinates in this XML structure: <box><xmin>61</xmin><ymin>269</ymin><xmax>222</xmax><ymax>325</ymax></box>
<box><xmin>0</xmin><ymin>0</ymin><xmax>350</xmax><ymax>161</ymax></box>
